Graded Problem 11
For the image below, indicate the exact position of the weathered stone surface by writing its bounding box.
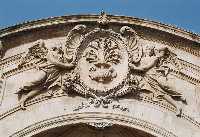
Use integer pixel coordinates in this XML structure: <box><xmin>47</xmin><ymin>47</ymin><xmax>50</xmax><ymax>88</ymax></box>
<box><xmin>0</xmin><ymin>13</ymin><xmax>200</xmax><ymax>137</ymax></box>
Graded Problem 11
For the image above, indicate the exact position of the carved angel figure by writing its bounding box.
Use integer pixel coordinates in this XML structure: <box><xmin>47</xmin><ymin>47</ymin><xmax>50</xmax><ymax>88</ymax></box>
<box><xmin>130</xmin><ymin>45</ymin><xmax>186</xmax><ymax>116</ymax></box>
<box><xmin>16</xmin><ymin>40</ymin><xmax>74</xmax><ymax>109</ymax></box>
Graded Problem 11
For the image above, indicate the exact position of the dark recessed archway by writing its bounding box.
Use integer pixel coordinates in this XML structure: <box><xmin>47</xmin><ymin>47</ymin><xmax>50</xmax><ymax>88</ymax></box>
<box><xmin>32</xmin><ymin>123</ymin><xmax>155</xmax><ymax>137</ymax></box>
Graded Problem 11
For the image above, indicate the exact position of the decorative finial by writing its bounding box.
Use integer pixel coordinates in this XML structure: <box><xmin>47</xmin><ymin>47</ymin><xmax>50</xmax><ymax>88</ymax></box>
<box><xmin>98</xmin><ymin>11</ymin><xmax>110</xmax><ymax>25</ymax></box>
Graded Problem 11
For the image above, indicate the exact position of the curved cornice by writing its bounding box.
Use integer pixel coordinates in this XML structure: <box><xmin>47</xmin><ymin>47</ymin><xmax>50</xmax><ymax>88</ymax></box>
<box><xmin>0</xmin><ymin>14</ymin><xmax>200</xmax><ymax>137</ymax></box>
<box><xmin>10</xmin><ymin>112</ymin><xmax>177</xmax><ymax>137</ymax></box>
<box><xmin>0</xmin><ymin>14</ymin><xmax>200</xmax><ymax>43</ymax></box>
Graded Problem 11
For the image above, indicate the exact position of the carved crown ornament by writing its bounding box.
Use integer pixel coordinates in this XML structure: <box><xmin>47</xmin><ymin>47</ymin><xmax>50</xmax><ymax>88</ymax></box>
<box><xmin>3</xmin><ymin>19</ymin><xmax>188</xmax><ymax>118</ymax></box>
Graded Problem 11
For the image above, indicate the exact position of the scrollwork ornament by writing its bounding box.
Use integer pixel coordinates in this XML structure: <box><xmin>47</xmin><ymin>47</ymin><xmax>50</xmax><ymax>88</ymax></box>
<box><xmin>67</xmin><ymin>27</ymin><xmax>134</xmax><ymax>104</ymax></box>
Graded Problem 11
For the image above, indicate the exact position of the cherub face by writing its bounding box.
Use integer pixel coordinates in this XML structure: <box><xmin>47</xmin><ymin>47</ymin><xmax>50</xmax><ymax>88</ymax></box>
<box><xmin>78</xmin><ymin>37</ymin><xmax>129</xmax><ymax>93</ymax></box>
<box><xmin>144</xmin><ymin>46</ymin><xmax>154</xmax><ymax>56</ymax></box>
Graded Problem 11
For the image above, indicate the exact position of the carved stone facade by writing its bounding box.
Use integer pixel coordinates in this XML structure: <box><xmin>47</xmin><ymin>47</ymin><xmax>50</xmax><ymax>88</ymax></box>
<box><xmin>0</xmin><ymin>13</ymin><xmax>200</xmax><ymax>137</ymax></box>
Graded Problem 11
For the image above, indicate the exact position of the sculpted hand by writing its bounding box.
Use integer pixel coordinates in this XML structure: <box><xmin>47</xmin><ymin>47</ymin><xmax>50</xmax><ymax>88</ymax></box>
<box><xmin>129</xmin><ymin>63</ymin><xmax>136</xmax><ymax>70</ymax></box>
<box><xmin>129</xmin><ymin>63</ymin><xmax>141</xmax><ymax>71</ymax></box>
<box><xmin>129</xmin><ymin>63</ymin><xmax>147</xmax><ymax>72</ymax></box>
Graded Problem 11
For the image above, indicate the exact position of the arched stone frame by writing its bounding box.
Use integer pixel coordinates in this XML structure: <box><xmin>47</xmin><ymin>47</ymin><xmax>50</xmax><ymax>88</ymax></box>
<box><xmin>11</xmin><ymin>112</ymin><xmax>177</xmax><ymax>137</ymax></box>
<box><xmin>0</xmin><ymin>13</ymin><xmax>199</xmax><ymax>137</ymax></box>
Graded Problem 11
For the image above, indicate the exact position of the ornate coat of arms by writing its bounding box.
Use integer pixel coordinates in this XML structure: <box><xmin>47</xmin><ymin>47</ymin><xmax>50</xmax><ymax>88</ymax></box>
<box><xmin>15</xmin><ymin>14</ymin><xmax>187</xmax><ymax>116</ymax></box>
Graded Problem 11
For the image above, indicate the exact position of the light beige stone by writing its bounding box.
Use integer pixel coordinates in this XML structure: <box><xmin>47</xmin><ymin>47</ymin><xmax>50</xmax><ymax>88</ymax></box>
<box><xmin>0</xmin><ymin>13</ymin><xmax>200</xmax><ymax>137</ymax></box>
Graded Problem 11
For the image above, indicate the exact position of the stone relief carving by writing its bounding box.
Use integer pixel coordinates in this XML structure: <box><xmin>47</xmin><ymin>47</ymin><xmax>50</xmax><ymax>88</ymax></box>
<box><xmin>63</xmin><ymin>28</ymin><xmax>132</xmax><ymax>109</ymax></box>
<box><xmin>98</xmin><ymin>11</ymin><xmax>110</xmax><ymax>25</ymax></box>
<box><xmin>15</xmin><ymin>40</ymin><xmax>74</xmax><ymax>109</ymax></box>
<box><xmin>84</xmin><ymin>38</ymin><xmax>119</xmax><ymax>83</ymax></box>
<box><xmin>87</xmin><ymin>122</ymin><xmax>113</xmax><ymax>129</ymax></box>
<box><xmin>129</xmin><ymin>44</ymin><xmax>186</xmax><ymax>116</ymax></box>
<box><xmin>121</xmin><ymin>26</ymin><xmax>187</xmax><ymax>116</ymax></box>
<box><xmin>14</xmin><ymin>23</ymin><xmax>188</xmax><ymax>116</ymax></box>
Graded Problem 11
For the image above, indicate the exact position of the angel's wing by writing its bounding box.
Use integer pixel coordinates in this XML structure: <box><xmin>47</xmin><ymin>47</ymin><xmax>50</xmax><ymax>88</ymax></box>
<box><xmin>19</xmin><ymin>40</ymin><xmax>48</xmax><ymax>66</ymax></box>
<box><xmin>63</xmin><ymin>25</ymin><xmax>87</xmax><ymax>63</ymax></box>
<box><xmin>120</xmin><ymin>26</ymin><xmax>143</xmax><ymax>64</ymax></box>
<box><xmin>129</xmin><ymin>42</ymin><xmax>143</xmax><ymax>64</ymax></box>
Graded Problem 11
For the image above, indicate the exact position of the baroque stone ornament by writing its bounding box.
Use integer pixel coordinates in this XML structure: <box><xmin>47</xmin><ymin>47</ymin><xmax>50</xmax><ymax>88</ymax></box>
<box><xmin>15</xmin><ymin>24</ymin><xmax>187</xmax><ymax>116</ymax></box>
<box><xmin>87</xmin><ymin>122</ymin><xmax>113</xmax><ymax>129</ymax></box>
<box><xmin>133</xmin><ymin>46</ymin><xmax>186</xmax><ymax>116</ymax></box>
<box><xmin>98</xmin><ymin>11</ymin><xmax>110</xmax><ymax>25</ymax></box>
<box><xmin>62</xmin><ymin>26</ymin><xmax>136</xmax><ymax>108</ymax></box>
<box><xmin>1</xmin><ymin>14</ymin><xmax>200</xmax><ymax>137</ymax></box>
<box><xmin>15</xmin><ymin>39</ymin><xmax>75</xmax><ymax>109</ymax></box>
